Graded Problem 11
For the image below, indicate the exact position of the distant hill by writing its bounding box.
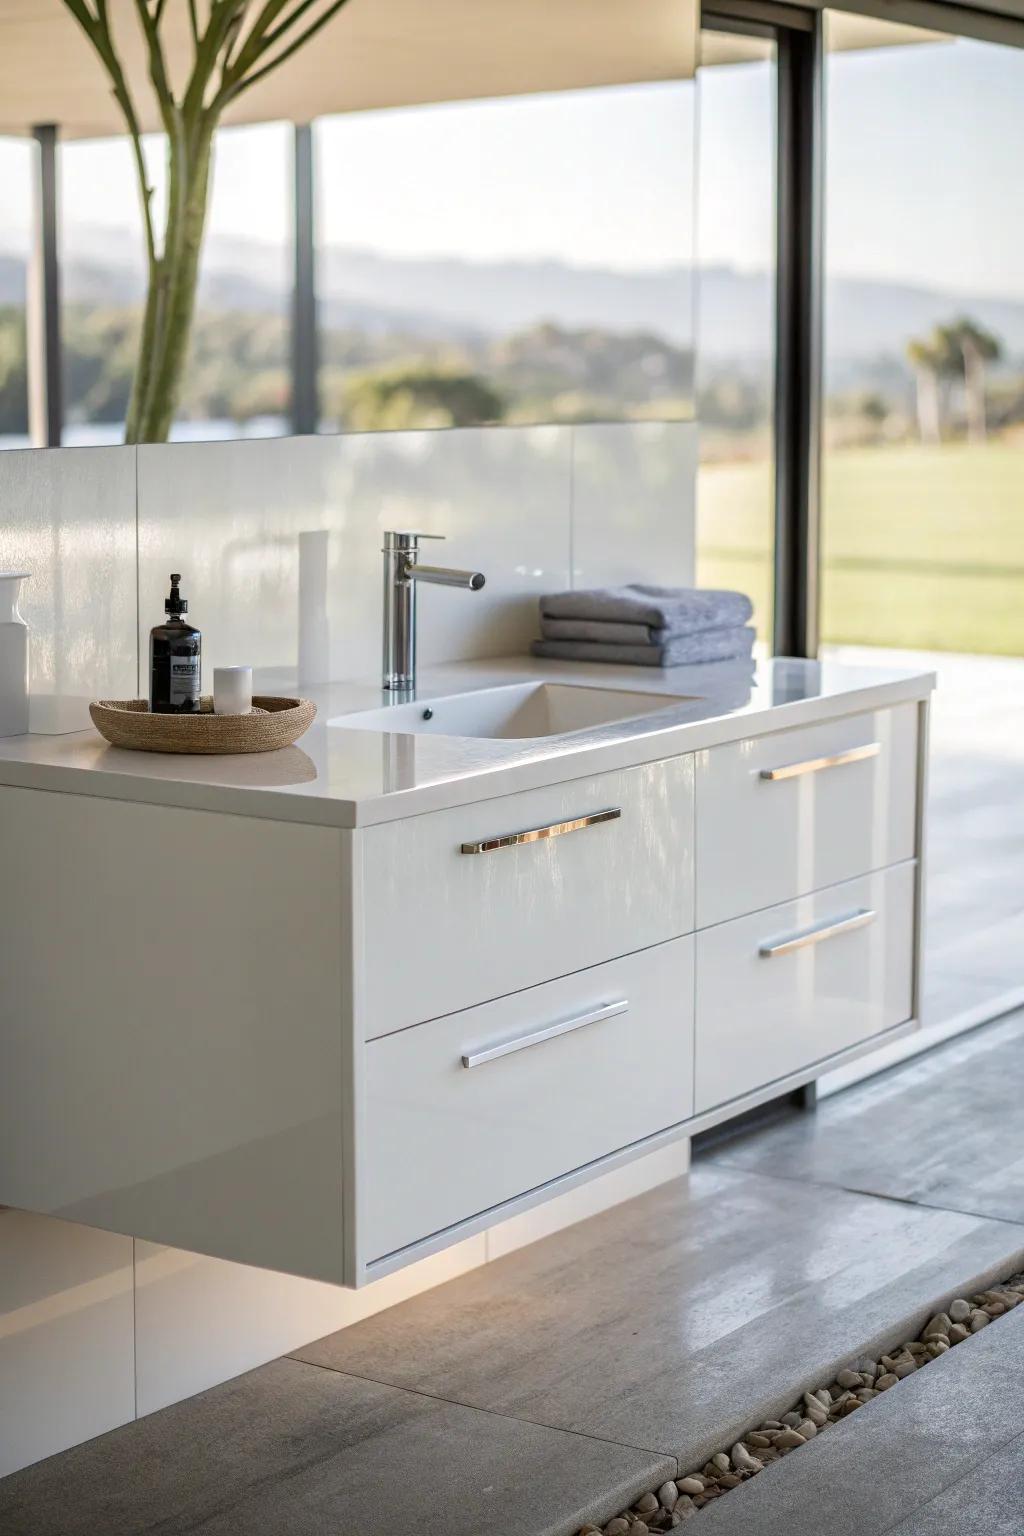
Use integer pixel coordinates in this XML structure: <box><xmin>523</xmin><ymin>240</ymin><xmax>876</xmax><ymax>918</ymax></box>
<box><xmin>3</xmin><ymin>231</ymin><xmax>1024</xmax><ymax>362</ymax></box>
<box><xmin>694</xmin><ymin>265</ymin><xmax>1024</xmax><ymax>362</ymax></box>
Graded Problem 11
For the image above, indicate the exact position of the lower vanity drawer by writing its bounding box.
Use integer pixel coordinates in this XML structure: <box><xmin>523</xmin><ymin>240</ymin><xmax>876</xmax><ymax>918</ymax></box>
<box><xmin>362</xmin><ymin>937</ymin><xmax>694</xmax><ymax>1263</ymax></box>
<box><xmin>694</xmin><ymin>863</ymin><xmax>915</xmax><ymax>1115</ymax></box>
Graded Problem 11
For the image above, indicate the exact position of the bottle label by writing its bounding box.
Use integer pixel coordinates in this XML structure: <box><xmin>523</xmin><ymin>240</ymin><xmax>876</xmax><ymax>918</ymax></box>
<box><xmin>169</xmin><ymin>656</ymin><xmax>200</xmax><ymax>706</ymax></box>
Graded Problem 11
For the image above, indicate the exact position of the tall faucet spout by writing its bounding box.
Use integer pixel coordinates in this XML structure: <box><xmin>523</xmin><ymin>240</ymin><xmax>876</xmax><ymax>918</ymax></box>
<box><xmin>381</xmin><ymin>530</ymin><xmax>486</xmax><ymax>690</ymax></box>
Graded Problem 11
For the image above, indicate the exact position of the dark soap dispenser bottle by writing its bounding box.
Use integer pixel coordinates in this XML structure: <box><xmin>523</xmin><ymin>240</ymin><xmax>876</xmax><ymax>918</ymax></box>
<box><xmin>149</xmin><ymin>573</ymin><xmax>201</xmax><ymax>714</ymax></box>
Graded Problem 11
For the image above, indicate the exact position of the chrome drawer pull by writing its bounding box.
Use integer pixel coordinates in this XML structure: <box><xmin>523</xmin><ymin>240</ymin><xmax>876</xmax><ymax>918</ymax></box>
<box><xmin>461</xmin><ymin>999</ymin><xmax>628</xmax><ymax>1068</ymax></box>
<box><xmin>460</xmin><ymin>807</ymin><xmax>620</xmax><ymax>855</ymax></box>
<box><xmin>760</xmin><ymin>741</ymin><xmax>880</xmax><ymax>781</ymax></box>
<box><xmin>759</xmin><ymin>908</ymin><xmax>876</xmax><ymax>958</ymax></box>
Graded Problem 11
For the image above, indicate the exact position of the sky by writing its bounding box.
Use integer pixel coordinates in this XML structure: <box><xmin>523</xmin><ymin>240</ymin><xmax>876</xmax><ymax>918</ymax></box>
<box><xmin>0</xmin><ymin>33</ymin><xmax>1023</xmax><ymax>297</ymax></box>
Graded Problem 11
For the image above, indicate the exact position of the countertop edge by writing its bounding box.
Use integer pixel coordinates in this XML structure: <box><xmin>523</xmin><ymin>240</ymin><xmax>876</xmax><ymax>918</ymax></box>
<box><xmin>0</xmin><ymin>667</ymin><xmax>935</xmax><ymax>830</ymax></box>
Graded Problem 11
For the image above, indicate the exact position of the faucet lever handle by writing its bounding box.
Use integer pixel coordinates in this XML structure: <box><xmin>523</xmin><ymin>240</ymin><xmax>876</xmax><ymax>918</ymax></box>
<box><xmin>382</xmin><ymin>530</ymin><xmax>445</xmax><ymax>551</ymax></box>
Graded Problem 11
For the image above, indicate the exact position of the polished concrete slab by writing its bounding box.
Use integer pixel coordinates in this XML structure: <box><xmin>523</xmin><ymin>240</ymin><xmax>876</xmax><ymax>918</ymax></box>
<box><xmin>294</xmin><ymin>1163</ymin><xmax>1024</xmax><ymax>1470</ymax></box>
<box><xmin>694</xmin><ymin>1307</ymin><xmax>1024</xmax><ymax>1536</ymax></box>
<box><xmin>888</xmin><ymin>1429</ymin><xmax>1024</xmax><ymax>1535</ymax></box>
<box><xmin>708</xmin><ymin>1009</ymin><xmax>1024</xmax><ymax>1224</ymax></box>
<box><xmin>0</xmin><ymin>1357</ymin><xmax>671</xmax><ymax>1536</ymax></box>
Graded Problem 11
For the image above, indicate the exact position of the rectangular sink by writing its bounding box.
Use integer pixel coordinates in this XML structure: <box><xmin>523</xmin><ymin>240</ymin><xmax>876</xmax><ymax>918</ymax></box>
<box><xmin>330</xmin><ymin>681</ymin><xmax>696</xmax><ymax>740</ymax></box>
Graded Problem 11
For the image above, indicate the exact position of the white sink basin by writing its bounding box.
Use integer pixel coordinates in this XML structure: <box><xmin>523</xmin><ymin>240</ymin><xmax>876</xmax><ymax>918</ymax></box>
<box><xmin>330</xmin><ymin>681</ymin><xmax>696</xmax><ymax>740</ymax></box>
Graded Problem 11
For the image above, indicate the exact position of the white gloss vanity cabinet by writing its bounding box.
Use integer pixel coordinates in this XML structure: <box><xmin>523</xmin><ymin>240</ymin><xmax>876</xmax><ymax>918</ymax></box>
<box><xmin>0</xmin><ymin>676</ymin><xmax>929</xmax><ymax>1288</ymax></box>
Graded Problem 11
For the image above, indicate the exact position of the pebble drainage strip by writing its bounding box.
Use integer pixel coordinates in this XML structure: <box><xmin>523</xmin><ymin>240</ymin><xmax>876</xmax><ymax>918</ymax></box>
<box><xmin>577</xmin><ymin>1268</ymin><xmax>1024</xmax><ymax>1534</ymax></box>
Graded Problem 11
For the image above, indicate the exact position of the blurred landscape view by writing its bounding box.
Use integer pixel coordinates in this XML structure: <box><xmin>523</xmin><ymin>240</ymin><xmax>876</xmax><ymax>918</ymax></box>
<box><xmin>0</xmin><ymin>236</ymin><xmax>698</xmax><ymax>436</ymax></box>
<box><xmin>697</xmin><ymin>268</ymin><xmax>1024</xmax><ymax>656</ymax></box>
<box><xmin>3</xmin><ymin>230</ymin><xmax>1024</xmax><ymax>656</ymax></box>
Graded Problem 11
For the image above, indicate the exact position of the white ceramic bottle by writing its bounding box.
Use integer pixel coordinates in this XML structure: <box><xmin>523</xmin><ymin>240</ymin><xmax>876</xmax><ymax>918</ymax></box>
<box><xmin>0</xmin><ymin>572</ymin><xmax>30</xmax><ymax>736</ymax></box>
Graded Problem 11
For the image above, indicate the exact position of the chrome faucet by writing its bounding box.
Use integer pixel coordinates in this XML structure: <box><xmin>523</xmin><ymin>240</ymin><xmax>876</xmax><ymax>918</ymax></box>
<box><xmin>382</xmin><ymin>530</ymin><xmax>485</xmax><ymax>690</ymax></box>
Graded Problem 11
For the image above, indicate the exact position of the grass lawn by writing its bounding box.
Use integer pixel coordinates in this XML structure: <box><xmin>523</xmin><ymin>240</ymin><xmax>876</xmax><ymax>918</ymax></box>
<box><xmin>696</xmin><ymin>441</ymin><xmax>1024</xmax><ymax>656</ymax></box>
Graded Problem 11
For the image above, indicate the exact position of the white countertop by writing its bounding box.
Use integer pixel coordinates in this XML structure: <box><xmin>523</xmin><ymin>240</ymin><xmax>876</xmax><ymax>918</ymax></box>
<box><xmin>0</xmin><ymin>654</ymin><xmax>935</xmax><ymax>829</ymax></box>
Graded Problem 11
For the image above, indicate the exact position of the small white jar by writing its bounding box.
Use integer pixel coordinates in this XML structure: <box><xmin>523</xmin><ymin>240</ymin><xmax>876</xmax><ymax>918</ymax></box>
<box><xmin>0</xmin><ymin>572</ymin><xmax>30</xmax><ymax>737</ymax></box>
<box><xmin>213</xmin><ymin>665</ymin><xmax>253</xmax><ymax>716</ymax></box>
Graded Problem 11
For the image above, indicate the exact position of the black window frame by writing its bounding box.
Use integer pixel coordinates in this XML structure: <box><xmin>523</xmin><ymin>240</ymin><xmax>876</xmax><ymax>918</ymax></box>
<box><xmin>700</xmin><ymin>1</ymin><xmax>824</xmax><ymax>659</ymax></box>
<box><xmin>702</xmin><ymin>0</ymin><xmax>1024</xmax><ymax>659</ymax></box>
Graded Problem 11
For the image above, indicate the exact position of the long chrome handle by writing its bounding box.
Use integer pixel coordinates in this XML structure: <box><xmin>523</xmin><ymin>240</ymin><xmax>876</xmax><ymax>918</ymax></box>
<box><xmin>461</xmin><ymin>999</ymin><xmax>628</xmax><ymax>1068</ymax></box>
<box><xmin>760</xmin><ymin>741</ymin><xmax>880</xmax><ymax>781</ymax></box>
<box><xmin>460</xmin><ymin>807</ymin><xmax>620</xmax><ymax>855</ymax></box>
<box><xmin>759</xmin><ymin>907</ymin><xmax>876</xmax><ymax>958</ymax></box>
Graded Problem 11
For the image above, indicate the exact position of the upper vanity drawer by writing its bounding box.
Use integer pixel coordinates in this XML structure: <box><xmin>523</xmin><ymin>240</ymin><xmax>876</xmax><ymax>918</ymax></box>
<box><xmin>695</xmin><ymin>703</ymin><xmax>919</xmax><ymax>928</ymax></box>
<box><xmin>361</xmin><ymin>755</ymin><xmax>694</xmax><ymax>1037</ymax></box>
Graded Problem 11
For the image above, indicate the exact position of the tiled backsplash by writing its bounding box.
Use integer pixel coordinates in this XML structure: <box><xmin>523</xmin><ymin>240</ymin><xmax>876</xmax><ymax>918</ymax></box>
<box><xmin>0</xmin><ymin>421</ymin><xmax>695</xmax><ymax>702</ymax></box>
<box><xmin>0</xmin><ymin>445</ymin><xmax>137</xmax><ymax>699</ymax></box>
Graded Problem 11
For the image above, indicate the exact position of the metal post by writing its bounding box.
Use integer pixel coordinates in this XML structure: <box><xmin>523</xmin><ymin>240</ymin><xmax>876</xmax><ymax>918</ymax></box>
<box><xmin>792</xmin><ymin>1079</ymin><xmax>818</xmax><ymax>1113</ymax></box>
<box><xmin>290</xmin><ymin>122</ymin><xmax>319</xmax><ymax>436</ymax></box>
<box><xmin>27</xmin><ymin>124</ymin><xmax>63</xmax><ymax>448</ymax></box>
<box><xmin>772</xmin><ymin>15</ymin><xmax>824</xmax><ymax>658</ymax></box>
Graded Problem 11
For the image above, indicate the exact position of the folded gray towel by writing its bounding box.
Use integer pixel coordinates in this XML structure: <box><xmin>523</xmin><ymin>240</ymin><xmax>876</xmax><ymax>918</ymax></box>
<box><xmin>540</xmin><ymin>585</ymin><xmax>753</xmax><ymax>633</ymax></box>
<box><xmin>531</xmin><ymin>625</ymin><xmax>756</xmax><ymax>668</ymax></box>
<box><xmin>541</xmin><ymin>618</ymin><xmax>655</xmax><ymax>645</ymax></box>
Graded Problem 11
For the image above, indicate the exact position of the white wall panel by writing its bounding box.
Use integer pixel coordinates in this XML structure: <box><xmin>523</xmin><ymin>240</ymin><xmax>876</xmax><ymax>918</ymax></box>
<box><xmin>133</xmin><ymin>1233</ymin><xmax>488</xmax><ymax>1416</ymax></box>
<box><xmin>137</xmin><ymin>425</ymin><xmax>571</xmax><ymax>691</ymax></box>
<box><xmin>0</xmin><ymin>1211</ymin><xmax>134</xmax><ymax>1476</ymax></box>
<box><xmin>571</xmin><ymin>421</ymin><xmax>696</xmax><ymax>591</ymax></box>
<box><xmin>0</xmin><ymin>446</ymin><xmax>137</xmax><ymax>706</ymax></box>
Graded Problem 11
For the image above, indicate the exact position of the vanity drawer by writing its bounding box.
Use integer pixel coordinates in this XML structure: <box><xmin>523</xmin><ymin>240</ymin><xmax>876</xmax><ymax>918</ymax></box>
<box><xmin>362</xmin><ymin>938</ymin><xmax>694</xmax><ymax>1262</ymax></box>
<box><xmin>361</xmin><ymin>755</ymin><xmax>694</xmax><ymax>1037</ymax></box>
<box><xmin>695</xmin><ymin>703</ymin><xmax>918</xmax><ymax>926</ymax></box>
<box><xmin>694</xmin><ymin>863</ymin><xmax>915</xmax><ymax>1114</ymax></box>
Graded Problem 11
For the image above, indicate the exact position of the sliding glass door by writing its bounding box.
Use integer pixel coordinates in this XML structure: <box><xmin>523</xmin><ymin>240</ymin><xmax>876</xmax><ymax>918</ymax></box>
<box><xmin>821</xmin><ymin>13</ymin><xmax>1024</xmax><ymax>1030</ymax></box>
<box><xmin>699</xmin><ymin>2</ymin><xmax>1024</xmax><ymax>1042</ymax></box>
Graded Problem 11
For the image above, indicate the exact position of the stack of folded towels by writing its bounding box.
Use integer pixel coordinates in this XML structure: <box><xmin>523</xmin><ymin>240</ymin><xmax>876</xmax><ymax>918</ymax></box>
<box><xmin>531</xmin><ymin>585</ymin><xmax>755</xmax><ymax>668</ymax></box>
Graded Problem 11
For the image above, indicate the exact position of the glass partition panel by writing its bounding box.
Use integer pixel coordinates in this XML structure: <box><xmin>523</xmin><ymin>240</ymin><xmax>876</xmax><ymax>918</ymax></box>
<box><xmin>314</xmin><ymin>83</ymin><xmax>696</xmax><ymax>432</ymax></box>
<box><xmin>694</xmin><ymin>31</ymin><xmax>776</xmax><ymax>642</ymax></box>
<box><xmin>823</xmin><ymin>16</ymin><xmax>1024</xmax><ymax>1030</ymax></box>
<box><xmin>0</xmin><ymin>136</ymin><xmax>32</xmax><ymax>449</ymax></box>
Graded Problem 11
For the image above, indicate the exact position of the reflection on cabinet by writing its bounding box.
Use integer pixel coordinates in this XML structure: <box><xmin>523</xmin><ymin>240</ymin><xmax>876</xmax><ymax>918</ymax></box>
<box><xmin>0</xmin><ymin>697</ymin><xmax>928</xmax><ymax>1286</ymax></box>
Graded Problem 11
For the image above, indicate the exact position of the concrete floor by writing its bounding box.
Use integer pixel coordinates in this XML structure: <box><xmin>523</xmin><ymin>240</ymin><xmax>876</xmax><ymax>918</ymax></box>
<box><xmin>697</xmin><ymin>1304</ymin><xmax>1024</xmax><ymax>1536</ymax></box>
<box><xmin>4</xmin><ymin>1011</ymin><xmax>1024</xmax><ymax>1536</ymax></box>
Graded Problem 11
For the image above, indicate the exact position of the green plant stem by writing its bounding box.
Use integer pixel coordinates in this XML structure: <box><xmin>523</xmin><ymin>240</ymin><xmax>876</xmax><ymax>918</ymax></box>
<box><xmin>62</xmin><ymin>0</ymin><xmax>354</xmax><ymax>443</ymax></box>
<box><xmin>133</xmin><ymin>127</ymin><xmax>214</xmax><ymax>443</ymax></box>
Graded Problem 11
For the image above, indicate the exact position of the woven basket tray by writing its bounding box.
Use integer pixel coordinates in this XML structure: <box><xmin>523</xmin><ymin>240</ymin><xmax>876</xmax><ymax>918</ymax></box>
<box><xmin>89</xmin><ymin>696</ymin><xmax>317</xmax><ymax>755</ymax></box>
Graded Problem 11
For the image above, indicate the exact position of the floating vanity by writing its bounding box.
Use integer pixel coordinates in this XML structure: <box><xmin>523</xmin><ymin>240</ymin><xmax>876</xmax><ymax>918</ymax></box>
<box><xmin>0</xmin><ymin>655</ymin><xmax>932</xmax><ymax>1287</ymax></box>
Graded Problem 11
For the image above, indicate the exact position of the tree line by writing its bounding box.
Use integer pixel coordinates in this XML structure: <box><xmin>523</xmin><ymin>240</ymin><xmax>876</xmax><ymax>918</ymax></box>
<box><xmin>0</xmin><ymin>307</ymin><xmax>694</xmax><ymax>436</ymax></box>
<box><xmin>906</xmin><ymin>317</ymin><xmax>1002</xmax><ymax>444</ymax></box>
